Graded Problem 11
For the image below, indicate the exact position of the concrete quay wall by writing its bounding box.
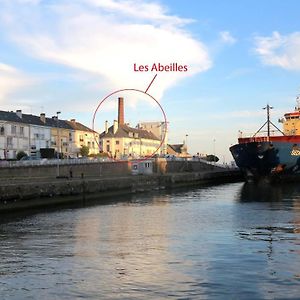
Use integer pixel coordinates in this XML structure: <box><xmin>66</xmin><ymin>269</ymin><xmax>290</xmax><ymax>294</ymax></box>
<box><xmin>0</xmin><ymin>161</ymin><xmax>131</xmax><ymax>179</ymax></box>
<box><xmin>0</xmin><ymin>170</ymin><xmax>242</xmax><ymax>212</ymax></box>
<box><xmin>0</xmin><ymin>159</ymin><xmax>224</xmax><ymax>179</ymax></box>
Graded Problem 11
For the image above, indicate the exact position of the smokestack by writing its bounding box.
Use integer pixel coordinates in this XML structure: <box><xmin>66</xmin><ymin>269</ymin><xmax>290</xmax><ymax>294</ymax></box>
<box><xmin>105</xmin><ymin>120</ymin><xmax>108</xmax><ymax>134</ymax></box>
<box><xmin>118</xmin><ymin>97</ymin><xmax>124</xmax><ymax>125</ymax></box>
<box><xmin>113</xmin><ymin>120</ymin><xmax>118</xmax><ymax>134</ymax></box>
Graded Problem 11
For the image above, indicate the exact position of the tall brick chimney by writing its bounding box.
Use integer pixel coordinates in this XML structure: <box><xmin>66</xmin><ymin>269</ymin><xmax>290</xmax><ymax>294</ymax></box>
<box><xmin>118</xmin><ymin>97</ymin><xmax>124</xmax><ymax>125</ymax></box>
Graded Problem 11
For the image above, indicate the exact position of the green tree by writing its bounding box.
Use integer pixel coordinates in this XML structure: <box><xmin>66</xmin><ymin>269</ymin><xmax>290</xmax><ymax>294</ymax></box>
<box><xmin>16</xmin><ymin>151</ymin><xmax>27</xmax><ymax>160</ymax></box>
<box><xmin>205</xmin><ymin>154</ymin><xmax>219</xmax><ymax>162</ymax></box>
<box><xmin>80</xmin><ymin>145</ymin><xmax>89</xmax><ymax>157</ymax></box>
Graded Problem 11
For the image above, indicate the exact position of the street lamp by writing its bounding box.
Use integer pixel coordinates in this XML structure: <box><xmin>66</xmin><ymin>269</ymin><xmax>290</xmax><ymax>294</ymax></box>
<box><xmin>213</xmin><ymin>138</ymin><xmax>216</xmax><ymax>165</ymax></box>
<box><xmin>56</xmin><ymin>111</ymin><xmax>61</xmax><ymax>177</ymax></box>
<box><xmin>185</xmin><ymin>134</ymin><xmax>188</xmax><ymax>155</ymax></box>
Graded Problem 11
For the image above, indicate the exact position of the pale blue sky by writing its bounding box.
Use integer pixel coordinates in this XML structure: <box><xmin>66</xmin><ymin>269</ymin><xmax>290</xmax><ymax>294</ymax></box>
<box><xmin>0</xmin><ymin>0</ymin><xmax>300</xmax><ymax>161</ymax></box>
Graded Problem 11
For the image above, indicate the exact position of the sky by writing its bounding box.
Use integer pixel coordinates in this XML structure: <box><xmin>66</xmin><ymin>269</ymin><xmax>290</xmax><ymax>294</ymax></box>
<box><xmin>1</xmin><ymin>0</ymin><xmax>300</xmax><ymax>162</ymax></box>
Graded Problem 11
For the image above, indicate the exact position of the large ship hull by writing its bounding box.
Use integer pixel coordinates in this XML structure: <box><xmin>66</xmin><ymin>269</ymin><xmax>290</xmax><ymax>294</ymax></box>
<box><xmin>230</xmin><ymin>136</ymin><xmax>300</xmax><ymax>181</ymax></box>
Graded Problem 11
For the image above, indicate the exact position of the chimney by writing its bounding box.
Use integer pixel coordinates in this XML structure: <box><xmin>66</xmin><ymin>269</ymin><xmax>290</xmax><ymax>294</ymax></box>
<box><xmin>40</xmin><ymin>113</ymin><xmax>46</xmax><ymax>123</ymax></box>
<box><xmin>70</xmin><ymin>119</ymin><xmax>76</xmax><ymax>123</ymax></box>
<box><xmin>118</xmin><ymin>97</ymin><xmax>124</xmax><ymax>125</ymax></box>
<box><xmin>105</xmin><ymin>120</ymin><xmax>108</xmax><ymax>134</ymax></box>
<box><xmin>113</xmin><ymin>120</ymin><xmax>118</xmax><ymax>134</ymax></box>
<box><xmin>16</xmin><ymin>110</ymin><xmax>22</xmax><ymax>119</ymax></box>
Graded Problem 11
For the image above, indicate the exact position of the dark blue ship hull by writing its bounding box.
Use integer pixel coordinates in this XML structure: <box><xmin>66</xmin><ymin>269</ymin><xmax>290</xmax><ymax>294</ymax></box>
<box><xmin>230</xmin><ymin>141</ymin><xmax>300</xmax><ymax>181</ymax></box>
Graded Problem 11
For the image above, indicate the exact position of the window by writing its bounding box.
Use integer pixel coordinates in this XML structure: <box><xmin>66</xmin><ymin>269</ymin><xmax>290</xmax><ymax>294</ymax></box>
<box><xmin>7</xmin><ymin>137</ymin><xmax>13</xmax><ymax>146</ymax></box>
<box><xmin>116</xmin><ymin>140</ymin><xmax>119</xmax><ymax>145</ymax></box>
<box><xmin>0</xmin><ymin>126</ymin><xmax>4</xmax><ymax>136</ymax></box>
<box><xmin>69</xmin><ymin>132</ymin><xmax>72</xmax><ymax>141</ymax></box>
<box><xmin>106</xmin><ymin>145</ymin><xmax>110</xmax><ymax>152</ymax></box>
<box><xmin>11</xmin><ymin>125</ymin><xmax>16</xmax><ymax>134</ymax></box>
<box><xmin>20</xmin><ymin>126</ymin><xmax>24</xmax><ymax>136</ymax></box>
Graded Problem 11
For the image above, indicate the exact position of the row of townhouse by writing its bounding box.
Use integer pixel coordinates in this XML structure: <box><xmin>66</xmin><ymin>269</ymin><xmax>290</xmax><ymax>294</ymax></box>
<box><xmin>0</xmin><ymin>110</ymin><xmax>99</xmax><ymax>159</ymax></box>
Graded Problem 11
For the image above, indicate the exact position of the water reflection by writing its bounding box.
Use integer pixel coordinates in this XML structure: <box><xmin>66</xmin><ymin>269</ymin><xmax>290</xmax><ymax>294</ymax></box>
<box><xmin>237</xmin><ymin>181</ymin><xmax>300</xmax><ymax>203</ymax></box>
<box><xmin>72</xmin><ymin>193</ymin><xmax>199</xmax><ymax>298</ymax></box>
<box><xmin>1</xmin><ymin>184</ymin><xmax>300</xmax><ymax>299</ymax></box>
<box><xmin>233</xmin><ymin>182</ymin><xmax>300</xmax><ymax>298</ymax></box>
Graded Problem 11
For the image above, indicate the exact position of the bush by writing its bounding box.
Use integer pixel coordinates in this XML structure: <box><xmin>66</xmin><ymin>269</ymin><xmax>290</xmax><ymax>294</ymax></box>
<box><xmin>204</xmin><ymin>154</ymin><xmax>219</xmax><ymax>162</ymax></box>
<box><xmin>17</xmin><ymin>151</ymin><xmax>28</xmax><ymax>160</ymax></box>
<box><xmin>80</xmin><ymin>145</ymin><xmax>90</xmax><ymax>157</ymax></box>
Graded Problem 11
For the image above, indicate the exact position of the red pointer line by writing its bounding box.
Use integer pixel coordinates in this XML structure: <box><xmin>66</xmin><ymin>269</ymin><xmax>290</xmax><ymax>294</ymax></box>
<box><xmin>145</xmin><ymin>74</ymin><xmax>158</xmax><ymax>93</ymax></box>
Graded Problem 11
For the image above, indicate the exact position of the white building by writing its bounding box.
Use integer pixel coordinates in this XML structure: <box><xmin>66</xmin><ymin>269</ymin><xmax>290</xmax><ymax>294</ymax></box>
<box><xmin>100</xmin><ymin>97</ymin><xmax>161</xmax><ymax>158</ymax></box>
<box><xmin>137</xmin><ymin>121</ymin><xmax>168</xmax><ymax>155</ymax></box>
<box><xmin>0</xmin><ymin>110</ymin><xmax>52</xmax><ymax>159</ymax></box>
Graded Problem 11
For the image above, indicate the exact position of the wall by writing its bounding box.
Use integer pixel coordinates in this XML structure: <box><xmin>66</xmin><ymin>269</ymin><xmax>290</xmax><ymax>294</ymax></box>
<box><xmin>0</xmin><ymin>161</ymin><xmax>131</xmax><ymax>179</ymax></box>
<box><xmin>154</xmin><ymin>158</ymin><xmax>224</xmax><ymax>174</ymax></box>
<box><xmin>0</xmin><ymin>170</ymin><xmax>242</xmax><ymax>211</ymax></box>
<box><xmin>0</xmin><ymin>122</ymin><xmax>30</xmax><ymax>159</ymax></box>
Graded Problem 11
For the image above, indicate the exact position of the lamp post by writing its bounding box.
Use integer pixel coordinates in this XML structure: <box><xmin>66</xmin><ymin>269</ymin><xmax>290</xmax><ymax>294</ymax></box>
<box><xmin>185</xmin><ymin>134</ymin><xmax>188</xmax><ymax>156</ymax></box>
<box><xmin>213</xmin><ymin>138</ymin><xmax>216</xmax><ymax>165</ymax></box>
<box><xmin>56</xmin><ymin>111</ymin><xmax>61</xmax><ymax>177</ymax></box>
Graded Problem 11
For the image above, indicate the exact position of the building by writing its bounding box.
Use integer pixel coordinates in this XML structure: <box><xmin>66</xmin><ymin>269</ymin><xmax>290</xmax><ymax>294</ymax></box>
<box><xmin>0</xmin><ymin>110</ymin><xmax>51</xmax><ymax>159</ymax></box>
<box><xmin>46</xmin><ymin>116</ymin><xmax>73</xmax><ymax>158</ymax></box>
<box><xmin>167</xmin><ymin>143</ymin><xmax>189</xmax><ymax>157</ymax></box>
<box><xmin>66</xmin><ymin>119</ymin><xmax>99</xmax><ymax>156</ymax></box>
<box><xmin>100</xmin><ymin>97</ymin><xmax>161</xmax><ymax>158</ymax></box>
<box><xmin>0</xmin><ymin>109</ymin><xmax>99</xmax><ymax>159</ymax></box>
<box><xmin>137</xmin><ymin>121</ymin><xmax>168</xmax><ymax>154</ymax></box>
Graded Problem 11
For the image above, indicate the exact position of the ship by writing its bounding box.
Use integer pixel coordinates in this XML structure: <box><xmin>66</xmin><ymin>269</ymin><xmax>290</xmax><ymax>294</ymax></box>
<box><xmin>230</xmin><ymin>96</ymin><xmax>300</xmax><ymax>181</ymax></box>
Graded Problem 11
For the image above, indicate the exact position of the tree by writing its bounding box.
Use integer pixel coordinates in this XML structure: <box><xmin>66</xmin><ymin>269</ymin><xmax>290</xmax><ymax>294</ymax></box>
<box><xmin>80</xmin><ymin>145</ymin><xmax>89</xmax><ymax>157</ymax></box>
<box><xmin>16</xmin><ymin>151</ymin><xmax>27</xmax><ymax>160</ymax></box>
<box><xmin>204</xmin><ymin>154</ymin><xmax>219</xmax><ymax>162</ymax></box>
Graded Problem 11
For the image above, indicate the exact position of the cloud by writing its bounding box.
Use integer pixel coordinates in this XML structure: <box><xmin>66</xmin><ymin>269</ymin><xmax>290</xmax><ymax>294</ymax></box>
<box><xmin>254</xmin><ymin>31</ymin><xmax>300</xmax><ymax>70</ymax></box>
<box><xmin>219</xmin><ymin>31</ymin><xmax>236</xmax><ymax>45</ymax></box>
<box><xmin>0</xmin><ymin>0</ymin><xmax>212</xmax><ymax>103</ymax></box>
<box><xmin>0</xmin><ymin>62</ymin><xmax>32</xmax><ymax>103</ymax></box>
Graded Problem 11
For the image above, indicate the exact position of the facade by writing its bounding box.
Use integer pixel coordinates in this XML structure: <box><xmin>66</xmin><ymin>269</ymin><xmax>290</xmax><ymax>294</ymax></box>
<box><xmin>0</xmin><ymin>109</ymin><xmax>99</xmax><ymax>159</ymax></box>
<box><xmin>66</xmin><ymin>119</ymin><xmax>99</xmax><ymax>156</ymax></box>
<box><xmin>167</xmin><ymin>143</ymin><xmax>189</xmax><ymax>157</ymax></box>
<box><xmin>100</xmin><ymin>97</ymin><xmax>161</xmax><ymax>158</ymax></box>
<box><xmin>138</xmin><ymin>121</ymin><xmax>168</xmax><ymax>154</ymax></box>
<box><xmin>0</xmin><ymin>110</ymin><xmax>51</xmax><ymax>159</ymax></box>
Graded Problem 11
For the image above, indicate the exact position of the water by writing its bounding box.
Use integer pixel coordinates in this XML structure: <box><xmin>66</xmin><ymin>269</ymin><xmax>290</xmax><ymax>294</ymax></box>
<box><xmin>1</xmin><ymin>182</ymin><xmax>300</xmax><ymax>299</ymax></box>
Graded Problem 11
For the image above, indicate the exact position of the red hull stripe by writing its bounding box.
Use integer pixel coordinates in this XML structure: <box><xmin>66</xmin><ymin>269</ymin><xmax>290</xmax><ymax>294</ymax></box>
<box><xmin>238</xmin><ymin>135</ymin><xmax>300</xmax><ymax>144</ymax></box>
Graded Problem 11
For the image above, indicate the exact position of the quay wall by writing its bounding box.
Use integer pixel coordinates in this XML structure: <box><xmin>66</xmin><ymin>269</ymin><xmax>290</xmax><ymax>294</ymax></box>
<box><xmin>0</xmin><ymin>159</ymin><xmax>224</xmax><ymax>179</ymax></box>
<box><xmin>0</xmin><ymin>170</ymin><xmax>242</xmax><ymax>212</ymax></box>
<box><xmin>0</xmin><ymin>161</ymin><xmax>131</xmax><ymax>179</ymax></box>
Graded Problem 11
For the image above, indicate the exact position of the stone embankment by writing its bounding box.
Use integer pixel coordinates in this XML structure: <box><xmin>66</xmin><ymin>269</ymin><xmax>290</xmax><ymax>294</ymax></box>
<box><xmin>0</xmin><ymin>159</ymin><xmax>242</xmax><ymax>212</ymax></box>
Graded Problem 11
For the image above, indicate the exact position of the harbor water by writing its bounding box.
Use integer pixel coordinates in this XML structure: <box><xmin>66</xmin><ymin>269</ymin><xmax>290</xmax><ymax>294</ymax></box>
<box><xmin>1</xmin><ymin>182</ymin><xmax>300</xmax><ymax>299</ymax></box>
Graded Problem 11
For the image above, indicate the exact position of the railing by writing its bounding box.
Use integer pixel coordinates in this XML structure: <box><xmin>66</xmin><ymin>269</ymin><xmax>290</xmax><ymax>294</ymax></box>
<box><xmin>0</xmin><ymin>158</ymin><xmax>117</xmax><ymax>168</ymax></box>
